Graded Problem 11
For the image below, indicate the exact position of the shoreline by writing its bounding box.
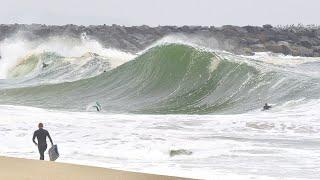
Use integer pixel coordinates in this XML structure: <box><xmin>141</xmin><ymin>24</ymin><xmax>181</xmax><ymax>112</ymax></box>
<box><xmin>0</xmin><ymin>156</ymin><xmax>189</xmax><ymax>180</ymax></box>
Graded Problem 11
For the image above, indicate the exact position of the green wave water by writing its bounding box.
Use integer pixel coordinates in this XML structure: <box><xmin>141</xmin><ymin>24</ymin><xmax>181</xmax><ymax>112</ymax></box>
<box><xmin>0</xmin><ymin>44</ymin><xmax>319</xmax><ymax>114</ymax></box>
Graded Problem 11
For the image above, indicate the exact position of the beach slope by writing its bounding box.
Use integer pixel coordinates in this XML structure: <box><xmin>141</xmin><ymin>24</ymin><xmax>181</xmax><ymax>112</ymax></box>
<box><xmin>0</xmin><ymin>156</ymin><xmax>187</xmax><ymax>180</ymax></box>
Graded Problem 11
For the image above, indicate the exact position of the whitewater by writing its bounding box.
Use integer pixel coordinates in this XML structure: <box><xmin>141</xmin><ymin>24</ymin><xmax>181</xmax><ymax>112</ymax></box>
<box><xmin>0</xmin><ymin>34</ymin><xmax>319</xmax><ymax>180</ymax></box>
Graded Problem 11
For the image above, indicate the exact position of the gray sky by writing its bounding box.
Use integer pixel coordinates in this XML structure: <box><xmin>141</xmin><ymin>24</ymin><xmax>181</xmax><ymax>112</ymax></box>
<box><xmin>1</xmin><ymin>0</ymin><xmax>319</xmax><ymax>26</ymax></box>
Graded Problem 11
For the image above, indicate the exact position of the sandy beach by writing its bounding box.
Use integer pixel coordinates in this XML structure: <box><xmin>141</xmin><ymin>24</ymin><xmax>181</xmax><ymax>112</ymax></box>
<box><xmin>0</xmin><ymin>156</ymin><xmax>188</xmax><ymax>180</ymax></box>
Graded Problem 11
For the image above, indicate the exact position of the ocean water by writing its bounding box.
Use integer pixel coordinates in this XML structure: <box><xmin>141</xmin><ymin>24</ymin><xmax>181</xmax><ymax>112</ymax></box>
<box><xmin>0</xmin><ymin>35</ymin><xmax>319</xmax><ymax>180</ymax></box>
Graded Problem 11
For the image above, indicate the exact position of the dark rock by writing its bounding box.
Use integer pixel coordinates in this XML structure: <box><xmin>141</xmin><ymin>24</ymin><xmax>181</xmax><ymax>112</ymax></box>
<box><xmin>312</xmin><ymin>46</ymin><xmax>320</xmax><ymax>55</ymax></box>
<box><xmin>298</xmin><ymin>40</ymin><xmax>312</xmax><ymax>48</ymax></box>
<box><xmin>241</xmin><ymin>48</ymin><xmax>255</xmax><ymax>56</ymax></box>
<box><xmin>290</xmin><ymin>45</ymin><xmax>314</xmax><ymax>56</ymax></box>
<box><xmin>264</xmin><ymin>41</ymin><xmax>291</xmax><ymax>55</ymax></box>
<box><xmin>263</xmin><ymin>24</ymin><xmax>273</xmax><ymax>29</ymax></box>
<box><xmin>169</xmin><ymin>149</ymin><xmax>192</xmax><ymax>157</ymax></box>
<box><xmin>250</xmin><ymin>44</ymin><xmax>267</xmax><ymax>52</ymax></box>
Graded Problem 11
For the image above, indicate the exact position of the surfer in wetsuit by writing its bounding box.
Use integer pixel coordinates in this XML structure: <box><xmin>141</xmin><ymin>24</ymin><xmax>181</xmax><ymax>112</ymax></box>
<box><xmin>32</xmin><ymin>123</ymin><xmax>54</xmax><ymax>160</ymax></box>
<box><xmin>263</xmin><ymin>103</ymin><xmax>272</xmax><ymax>111</ymax></box>
<box><xmin>92</xmin><ymin>101</ymin><xmax>102</xmax><ymax>112</ymax></box>
<box><xmin>42</xmin><ymin>62</ymin><xmax>48</xmax><ymax>68</ymax></box>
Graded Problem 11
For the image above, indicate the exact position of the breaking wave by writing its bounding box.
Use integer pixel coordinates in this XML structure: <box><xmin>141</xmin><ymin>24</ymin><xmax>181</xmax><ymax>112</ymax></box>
<box><xmin>0</xmin><ymin>33</ymin><xmax>135</xmax><ymax>84</ymax></box>
<box><xmin>0</xmin><ymin>43</ymin><xmax>319</xmax><ymax>114</ymax></box>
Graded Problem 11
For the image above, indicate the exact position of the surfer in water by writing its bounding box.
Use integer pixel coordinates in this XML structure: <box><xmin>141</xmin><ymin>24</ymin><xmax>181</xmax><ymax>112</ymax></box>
<box><xmin>92</xmin><ymin>101</ymin><xmax>102</xmax><ymax>112</ymax></box>
<box><xmin>42</xmin><ymin>62</ymin><xmax>49</xmax><ymax>68</ymax></box>
<box><xmin>32</xmin><ymin>123</ymin><xmax>54</xmax><ymax>160</ymax></box>
<box><xmin>263</xmin><ymin>103</ymin><xmax>272</xmax><ymax>111</ymax></box>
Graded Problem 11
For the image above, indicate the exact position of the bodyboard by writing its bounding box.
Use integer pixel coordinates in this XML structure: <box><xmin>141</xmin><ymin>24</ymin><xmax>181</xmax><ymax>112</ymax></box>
<box><xmin>48</xmin><ymin>144</ymin><xmax>59</xmax><ymax>161</ymax></box>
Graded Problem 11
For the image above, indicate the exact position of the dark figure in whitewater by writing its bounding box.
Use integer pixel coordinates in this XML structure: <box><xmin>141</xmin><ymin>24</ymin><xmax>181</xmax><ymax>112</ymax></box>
<box><xmin>93</xmin><ymin>101</ymin><xmax>102</xmax><ymax>112</ymax></box>
<box><xmin>42</xmin><ymin>62</ymin><xmax>49</xmax><ymax>68</ymax></box>
<box><xmin>263</xmin><ymin>103</ymin><xmax>272</xmax><ymax>111</ymax></box>
<box><xmin>32</xmin><ymin>123</ymin><xmax>54</xmax><ymax>160</ymax></box>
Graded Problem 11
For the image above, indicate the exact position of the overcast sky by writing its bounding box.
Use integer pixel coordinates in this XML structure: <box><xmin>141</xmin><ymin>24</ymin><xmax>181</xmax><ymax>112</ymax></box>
<box><xmin>1</xmin><ymin>0</ymin><xmax>319</xmax><ymax>26</ymax></box>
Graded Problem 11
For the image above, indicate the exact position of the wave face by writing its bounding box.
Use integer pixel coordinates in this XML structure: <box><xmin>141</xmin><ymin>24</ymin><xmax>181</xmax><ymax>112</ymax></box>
<box><xmin>0</xmin><ymin>43</ymin><xmax>319</xmax><ymax>114</ymax></box>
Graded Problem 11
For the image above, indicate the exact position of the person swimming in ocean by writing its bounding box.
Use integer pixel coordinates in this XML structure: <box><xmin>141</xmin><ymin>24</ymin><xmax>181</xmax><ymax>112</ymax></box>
<box><xmin>263</xmin><ymin>103</ymin><xmax>272</xmax><ymax>110</ymax></box>
<box><xmin>42</xmin><ymin>62</ymin><xmax>49</xmax><ymax>68</ymax></box>
<box><xmin>32</xmin><ymin>123</ymin><xmax>54</xmax><ymax>160</ymax></box>
<box><xmin>92</xmin><ymin>101</ymin><xmax>102</xmax><ymax>112</ymax></box>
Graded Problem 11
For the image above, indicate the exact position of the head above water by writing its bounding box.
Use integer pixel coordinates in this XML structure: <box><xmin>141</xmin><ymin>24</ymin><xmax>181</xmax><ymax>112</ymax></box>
<box><xmin>38</xmin><ymin>123</ymin><xmax>43</xmax><ymax>129</ymax></box>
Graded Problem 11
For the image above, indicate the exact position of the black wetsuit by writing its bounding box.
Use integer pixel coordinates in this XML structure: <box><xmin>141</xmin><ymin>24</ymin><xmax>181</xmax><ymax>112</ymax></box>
<box><xmin>263</xmin><ymin>105</ymin><xmax>272</xmax><ymax>110</ymax></box>
<box><xmin>94</xmin><ymin>106</ymin><xmax>100</xmax><ymax>112</ymax></box>
<box><xmin>32</xmin><ymin>128</ymin><xmax>53</xmax><ymax>160</ymax></box>
<box><xmin>42</xmin><ymin>63</ymin><xmax>48</xmax><ymax>68</ymax></box>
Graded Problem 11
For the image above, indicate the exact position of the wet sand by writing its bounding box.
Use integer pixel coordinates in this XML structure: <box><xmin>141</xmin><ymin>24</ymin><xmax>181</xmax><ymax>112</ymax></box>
<box><xmin>0</xmin><ymin>156</ymin><xmax>189</xmax><ymax>180</ymax></box>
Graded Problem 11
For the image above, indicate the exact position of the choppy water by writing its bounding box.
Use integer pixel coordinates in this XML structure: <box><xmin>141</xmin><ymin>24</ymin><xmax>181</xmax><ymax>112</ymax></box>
<box><xmin>0</xmin><ymin>34</ymin><xmax>319</xmax><ymax>179</ymax></box>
